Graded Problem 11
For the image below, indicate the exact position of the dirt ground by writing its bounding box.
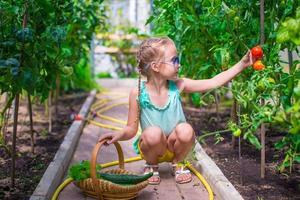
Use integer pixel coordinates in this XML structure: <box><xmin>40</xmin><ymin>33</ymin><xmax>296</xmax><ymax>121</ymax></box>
<box><xmin>0</xmin><ymin>92</ymin><xmax>88</xmax><ymax>200</ymax></box>
<box><xmin>184</xmin><ymin>105</ymin><xmax>300</xmax><ymax>200</ymax></box>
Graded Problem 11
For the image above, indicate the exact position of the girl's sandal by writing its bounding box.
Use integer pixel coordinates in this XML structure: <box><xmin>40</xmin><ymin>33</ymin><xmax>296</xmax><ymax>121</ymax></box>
<box><xmin>144</xmin><ymin>164</ymin><xmax>160</xmax><ymax>185</ymax></box>
<box><xmin>171</xmin><ymin>163</ymin><xmax>193</xmax><ymax>184</ymax></box>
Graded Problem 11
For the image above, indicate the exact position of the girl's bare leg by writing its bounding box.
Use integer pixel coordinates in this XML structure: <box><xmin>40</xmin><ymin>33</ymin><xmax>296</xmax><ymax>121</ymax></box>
<box><xmin>167</xmin><ymin>122</ymin><xmax>195</xmax><ymax>162</ymax></box>
<box><xmin>139</xmin><ymin>126</ymin><xmax>167</xmax><ymax>184</ymax></box>
<box><xmin>167</xmin><ymin>122</ymin><xmax>195</xmax><ymax>183</ymax></box>
<box><xmin>139</xmin><ymin>126</ymin><xmax>167</xmax><ymax>164</ymax></box>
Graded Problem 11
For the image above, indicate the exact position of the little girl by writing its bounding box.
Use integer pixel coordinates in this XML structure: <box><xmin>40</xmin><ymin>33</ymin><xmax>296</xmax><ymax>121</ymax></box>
<box><xmin>98</xmin><ymin>37</ymin><xmax>256</xmax><ymax>185</ymax></box>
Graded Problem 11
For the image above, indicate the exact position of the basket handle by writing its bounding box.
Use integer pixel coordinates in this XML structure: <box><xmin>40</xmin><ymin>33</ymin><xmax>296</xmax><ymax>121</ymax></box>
<box><xmin>90</xmin><ymin>139</ymin><xmax>125</xmax><ymax>199</ymax></box>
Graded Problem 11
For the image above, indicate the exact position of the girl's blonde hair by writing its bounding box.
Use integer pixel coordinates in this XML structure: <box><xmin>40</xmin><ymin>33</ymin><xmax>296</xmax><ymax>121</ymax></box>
<box><xmin>134</xmin><ymin>37</ymin><xmax>174</xmax><ymax>124</ymax></box>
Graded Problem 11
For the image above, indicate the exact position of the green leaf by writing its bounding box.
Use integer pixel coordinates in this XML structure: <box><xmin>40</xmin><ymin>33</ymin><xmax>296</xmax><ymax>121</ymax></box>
<box><xmin>16</xmin><ymin>28</ymin><xmax>34</xmax><ymax>43</ymax></box>
<box><xmin>62</xmin><ymin>47</ymin><xmax>72</xmax><ymax>57</ymax></box>
<box><xmin>10</xmin><ymin>67</ymin><xmax>19</xmax><ymax>76</ymax></box>
<box><xmin>5</xmin><ymin>58</ymin><xmax>20</xmax><ymax>68</ymax></box>
<box><xmin>283</xmin><ymin>0</ymin><xmax>294</xmax><ymax>17</ymax></box>
<box><xmin>289</xmin><ymin>126</ymin><xmax>300</xmax><ymax>135</ymax></box>
<box><xmin>0</xmin><ymin>60</ymin><xmax>8</xmax><ymax>69</ymax></box>
<box><xmin>191</xmin><ymin>93</ymin><xmax>201</xmax><ymax>107</ymax></box>
<box><xmin>294</xmin><ymin>155</ymin><xmax>300</xmax><ymax>163</ymax></box>
<box><xmin>68</xmin><ymin>160</ymin><xmax>101</xmax><ymax>181</ymax></box>
<box><xmin>0</xmin><ymin>40</ymin><xmax>16</xmax><ymax>47</ymax></box>
<box><xmin>247</xmin><ymin>134</ymin><xmax>261</xmax><ymax>150</ymax></box>
<box><xmin>145</xmin><ymin>16</ymin><xmax>155</xmax><ymax>25</ymax></box>
<box><xmin>275</xmin><ymin>139</ymin><xmax>287</xmax><ymax>150</ymax></box>
<box><xmin>35</xmin><ymin>0</ymin><xmax>54</xmax><ymax>12</ymax></box>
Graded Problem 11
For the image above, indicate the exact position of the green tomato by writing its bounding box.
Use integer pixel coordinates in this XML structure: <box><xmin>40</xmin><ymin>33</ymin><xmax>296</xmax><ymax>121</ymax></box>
<box><xmin>221</xmin><ymin>50</ymin><xmax>230</xmax><ymax>67</ymax></box>
<box><xmin>285</xmin><ymin>19</ymin><xmax>299</xmax><ymax>33</ymax></box>
<box><xmin>234</xmin><ymin>16</ymin><xmax>240</xmax><ymax>26</ymax></box>
<box><xmin>277</xmin><ymin>30</ymin><xmax>290</xmax><ymax>43</ymax></box>
<box><xmin>227</xmin><ymin>9</ymin><xmax>236</xmax><ymax>18</ymax></box>
<box><xmin>62</xmin><ymin>66</ymin><xmax>73</xmax><ymax>76</ymax></box>
<box><xmin>233</xmin><ymin>129</ymin><xmax>241</xmax><ymax>137</ymax></box>
<box><xmin>268</xmin><ymin>77</ymin><xmax>275</xmax><ymax>84</ymax></box>
<box><xmin>257</xmin><ymin>80</ymin><xmax>266</xmax><ymax>91</ymax></box>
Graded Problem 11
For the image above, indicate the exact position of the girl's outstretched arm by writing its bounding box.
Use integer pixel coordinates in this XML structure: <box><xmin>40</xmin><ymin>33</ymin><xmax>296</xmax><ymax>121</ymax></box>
<box><xmin>177</xmin><ymin>51</ymin><xmax>256</xmax><ymax>93</ymax></box>
<box><xmin>98</xmin><ymin>88</ymin><xmax>139</xmax><ymax>144</ymax></box>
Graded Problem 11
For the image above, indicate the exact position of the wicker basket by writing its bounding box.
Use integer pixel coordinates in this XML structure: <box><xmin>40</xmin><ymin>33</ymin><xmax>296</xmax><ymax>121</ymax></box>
<box><xmin>74</xmin><ymin>139</ymin><xmax>149</xmax><ymax>200</ymax></box>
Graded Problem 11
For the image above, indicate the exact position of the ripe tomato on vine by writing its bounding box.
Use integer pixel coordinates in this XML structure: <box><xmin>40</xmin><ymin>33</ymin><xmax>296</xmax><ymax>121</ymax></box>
<box><xmin>251</xmin><ymin>46</ymin><xmax>264</xmax><ymax>59</ymax></box>
<box><xmin>253</xmin><ymin>60</ymin><xmax>265</xmax><ymax>71</ymax></box>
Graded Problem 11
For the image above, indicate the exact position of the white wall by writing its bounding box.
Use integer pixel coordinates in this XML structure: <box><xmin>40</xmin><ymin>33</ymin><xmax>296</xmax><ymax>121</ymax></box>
<box><xmin>93</xmin><ymin>0</ymin><xmax>151</xmax><ymax>76</ymax></box>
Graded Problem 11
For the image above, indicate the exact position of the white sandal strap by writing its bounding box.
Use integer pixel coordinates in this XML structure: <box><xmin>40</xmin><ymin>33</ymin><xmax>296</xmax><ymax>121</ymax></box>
<box><xmin>144</xmin><ymin>170</ymin><xmax>159</xmax><ymax>176</ymax></box>
<box><xmin>175</xmin><ymin>169</ymin><xmax>191</xmax><ymax>175</ymax></box>
<box><xmin>153</xmin><ymin>171</ymin><xmax>159</xmax><ymax>176</ymax></box>
<box><xmin>144</xmin><ymin>163</ymin><xmax>159</xmax><ymax>175</ymax></box>
<box><xmin>172</xmin><ymin>164</ymin><xmax>191</xmax><ymax>175</ymax></box>
<box><xmin>144</xmin><ymin>164</ymin><xmax>159</xmax><ymax>168</ymax></box>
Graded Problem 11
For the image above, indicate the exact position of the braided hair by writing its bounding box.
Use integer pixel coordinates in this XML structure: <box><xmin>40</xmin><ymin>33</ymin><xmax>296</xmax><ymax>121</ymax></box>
<box><xmin>134</xmin><ymin>37</ymin><xmax>174</xmax><ymax>124</ymax></box>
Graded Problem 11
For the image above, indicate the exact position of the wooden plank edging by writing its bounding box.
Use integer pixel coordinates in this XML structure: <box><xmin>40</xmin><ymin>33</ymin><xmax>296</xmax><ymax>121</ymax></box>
<box><xmin>30</xmin><ymin>90</ymin><xmax>97</xmax><ymax>200</ymax></box>
<box><xmin>193</xmin><ymin>142</ymin><xmax>244</xmax><ymax>200</ymax></box>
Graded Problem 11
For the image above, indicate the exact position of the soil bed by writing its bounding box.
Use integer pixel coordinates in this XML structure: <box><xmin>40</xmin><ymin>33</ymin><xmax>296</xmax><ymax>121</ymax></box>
<box><xmin>0</xmin><ymin>92</ymin><xmax>88</xmax><ymax>200</ymax></box>
<box><xmin>184</xmin><ymin>106</ymin><xmax>300</xmax><ymax>200</ymax></box>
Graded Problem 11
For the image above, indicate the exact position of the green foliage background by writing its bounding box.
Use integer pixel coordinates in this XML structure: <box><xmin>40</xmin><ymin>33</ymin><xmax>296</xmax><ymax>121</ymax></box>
<box><xmin>0</xmin><ymin>0</ymin><xmax>107</xmax><ymax>101</ymax></box>
<box><xmin>147</xmin><ymin>0</ymin><xmax>300</xmax><ymax>172</ymax></box>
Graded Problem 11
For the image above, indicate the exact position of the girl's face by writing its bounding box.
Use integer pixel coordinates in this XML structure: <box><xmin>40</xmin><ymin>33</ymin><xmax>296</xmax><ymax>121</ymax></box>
<box><xmin>154</xmin><ymin>43</ymin><xmax>180</xmax><ymax>80</ymax></box>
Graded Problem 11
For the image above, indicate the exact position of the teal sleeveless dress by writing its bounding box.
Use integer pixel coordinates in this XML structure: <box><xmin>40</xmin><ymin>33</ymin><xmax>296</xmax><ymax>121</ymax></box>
<box><xmin>133</xmin><ymin>80</ymin><xmax>186</xmax><ymax>154</ymax></box>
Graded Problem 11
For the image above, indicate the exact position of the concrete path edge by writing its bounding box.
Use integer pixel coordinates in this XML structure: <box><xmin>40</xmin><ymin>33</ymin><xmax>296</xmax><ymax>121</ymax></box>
<box><xmin>30</xmin><ymin>90</ymin><xmax>97</xmax><ymax>200</ymax></box>
<box><xmin>193</xmin><ymin>142</ymin><xmax>244</xmax><ymax>200</ymax></box>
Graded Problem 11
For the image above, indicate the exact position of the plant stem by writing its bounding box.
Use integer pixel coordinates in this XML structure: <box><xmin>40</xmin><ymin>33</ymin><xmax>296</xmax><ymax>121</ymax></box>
<box><xmin>260</xmin><ymin>0</ymin><xmax>266</xmax><ymax>179</ymax></box>
<box><xmin>197</xmin><ymin>129</ymin><xmax>231</xmax><ymax>141</ymax></box>
<box><xmin>11</xmin><ymin>94</ymin><xmax>19</xmax><ymax>188</ymax></box>
<box><xmin>27</xmin><ymin>94</ymin><xmax>35</xmax><ymax>154</ymax></box>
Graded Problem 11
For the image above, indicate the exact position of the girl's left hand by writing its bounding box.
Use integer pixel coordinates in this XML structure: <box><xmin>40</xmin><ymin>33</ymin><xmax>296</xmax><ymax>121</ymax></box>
<box><xmin>240</xmin><ymin>50</ymin><xmax>257</xmax><ymax>68</ymax></box>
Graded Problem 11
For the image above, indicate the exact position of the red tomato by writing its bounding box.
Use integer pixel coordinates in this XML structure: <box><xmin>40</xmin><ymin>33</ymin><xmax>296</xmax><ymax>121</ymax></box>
<box><xmin>251</xmin><ymin>46</ymin><xmax>264</xmax><ymax>59</ymax></box>
<box><xmin>253</xmin><ymin>60</ymin><xmax>265</xmax><ymax>71</ymax></box>
<box><xmin>74</xmin><ymin>114</ymin><xmax>82</xmax><ymax>121</ymax></box>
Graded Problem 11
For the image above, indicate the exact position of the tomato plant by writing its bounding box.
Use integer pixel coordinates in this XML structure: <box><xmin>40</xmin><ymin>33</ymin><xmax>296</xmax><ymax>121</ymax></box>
<box><xmin>0</xmin><ymin>0</ymin><xmax>107</xmax><ymax>99</ymax></box>
<box><xmin>276</xmin><ymin>7</ymin><xmax>300</xmax><ymax>45</ymax></box>
<box><xmin>0</xmin><ymin>0</ymin><xmax>107</xmax><ymax>186</ymax></box>
<box><xmin>148</xmin><ymin>0</ymin><xmax>300</xmax><ymax>173</ymax></box>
